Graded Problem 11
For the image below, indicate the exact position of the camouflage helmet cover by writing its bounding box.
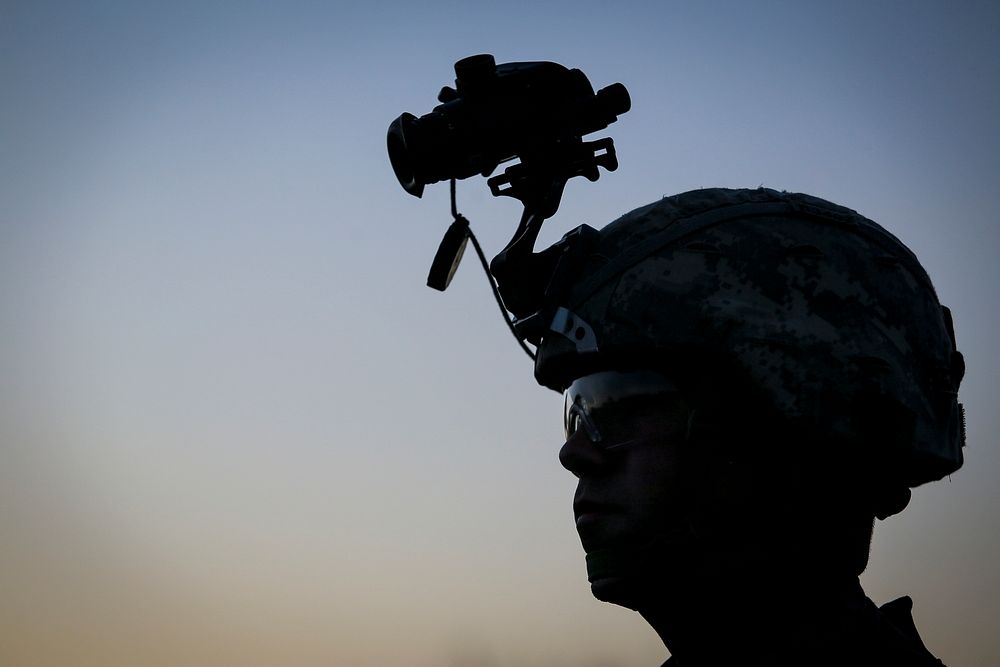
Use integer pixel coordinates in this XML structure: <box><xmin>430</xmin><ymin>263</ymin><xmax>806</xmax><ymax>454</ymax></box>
<box><xmin>536</xmin><ymin>188</ymin><xmax>965</xmax><ymax>487</ymax></box>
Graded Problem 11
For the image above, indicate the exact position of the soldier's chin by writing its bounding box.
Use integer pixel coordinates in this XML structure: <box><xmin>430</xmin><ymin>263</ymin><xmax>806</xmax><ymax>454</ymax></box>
<box><xmin>585</xmin><ymin>548</ymin><xmax>648</xmax><ymax>609</ymax></box>
<box><xmin>590</xmin><ymin>574</ymin><xmax>636</xmax><ymax>604</ymax></box>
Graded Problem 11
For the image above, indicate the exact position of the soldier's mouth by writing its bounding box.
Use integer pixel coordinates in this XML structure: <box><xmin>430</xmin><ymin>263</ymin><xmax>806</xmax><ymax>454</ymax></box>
<box><xmin>574</xmin><ymin>498</ymin><xmax>621</xmax><ymax>527</ymax></box>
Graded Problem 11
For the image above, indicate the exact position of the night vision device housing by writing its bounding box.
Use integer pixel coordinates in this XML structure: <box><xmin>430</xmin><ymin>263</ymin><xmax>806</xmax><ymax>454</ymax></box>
<box><xmin>387</xmin><ymin>54</ymin><xmax>630</xmax><ymax>201</ymax></box>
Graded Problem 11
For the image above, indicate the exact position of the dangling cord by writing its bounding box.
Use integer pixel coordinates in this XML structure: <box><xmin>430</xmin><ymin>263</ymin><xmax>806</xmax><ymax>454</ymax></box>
<box><xmin>451</xmin><ymin>179</ymin><xmax>537</xmax><ymax>362</ymax></box>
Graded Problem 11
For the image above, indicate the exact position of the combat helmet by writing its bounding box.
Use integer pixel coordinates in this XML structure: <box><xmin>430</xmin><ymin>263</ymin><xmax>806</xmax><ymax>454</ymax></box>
<box><xmin>533</xmin><ymin>187</ymin><xmax>965</xmax><ymax>487</ymax></box>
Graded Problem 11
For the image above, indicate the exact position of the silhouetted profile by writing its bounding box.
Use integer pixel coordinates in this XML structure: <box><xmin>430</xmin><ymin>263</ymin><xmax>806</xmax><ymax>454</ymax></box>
<box><xmin>387</xmin><ymin>56</ymin><xmax>965</xmax><ymax>666</ymax></box>
<box><xmin>535</xmin><ymin>188</ymin><xmax>964</xmax><ymax>666</ymax></box>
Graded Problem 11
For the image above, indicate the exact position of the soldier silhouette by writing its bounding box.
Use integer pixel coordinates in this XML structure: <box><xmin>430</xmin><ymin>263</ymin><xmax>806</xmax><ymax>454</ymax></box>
<box><xmin>386</xmin><ymin>57</ymin><xmax>965</xmax><ymax>667</ymax></box>
<box><xmin>543</xmin><ymin>188</ymin><xmax>963</xmax><ymax>666</ymax></box>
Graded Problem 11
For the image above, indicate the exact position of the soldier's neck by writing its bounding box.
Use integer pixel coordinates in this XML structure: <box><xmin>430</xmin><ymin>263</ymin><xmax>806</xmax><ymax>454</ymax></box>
<box><xmin>639</xmin><ymin>573</ymin><xmax>871</xmax><ymax>666</ymax></box>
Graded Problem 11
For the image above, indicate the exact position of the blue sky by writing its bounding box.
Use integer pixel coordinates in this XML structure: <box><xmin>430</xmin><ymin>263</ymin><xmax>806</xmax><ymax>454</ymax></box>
<box><xmin>2</xmin><ymin>2</ymin><xmax>999</xmax><ymax>665</ymax></box>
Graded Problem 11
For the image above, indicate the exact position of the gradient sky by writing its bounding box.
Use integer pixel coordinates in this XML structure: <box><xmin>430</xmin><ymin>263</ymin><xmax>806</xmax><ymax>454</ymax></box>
<box><xmin>2</xmin><ymin>1</ymin><xmax>999</xmax><ymax>666</ymax></box>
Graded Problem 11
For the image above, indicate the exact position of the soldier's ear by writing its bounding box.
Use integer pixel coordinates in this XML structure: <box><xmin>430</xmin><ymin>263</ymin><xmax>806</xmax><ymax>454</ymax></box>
<box><xmin>874</xmin><ymin>486</ymin><xmax>911</xmax><ymax>520</ymax></box>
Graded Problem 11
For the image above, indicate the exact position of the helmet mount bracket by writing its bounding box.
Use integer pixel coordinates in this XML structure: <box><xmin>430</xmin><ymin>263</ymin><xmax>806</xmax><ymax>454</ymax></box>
<box><xmin>488</xmin><ymin>139</ymin><xmax>614</xmax><ymax>342</ymax></box>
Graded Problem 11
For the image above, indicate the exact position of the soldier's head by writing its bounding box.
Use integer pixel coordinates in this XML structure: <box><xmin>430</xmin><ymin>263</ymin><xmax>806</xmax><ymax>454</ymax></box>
<box><xmin>537</xmin><ymin>188</ymin><xmax>965</xmax><ymax>609</ymax></box>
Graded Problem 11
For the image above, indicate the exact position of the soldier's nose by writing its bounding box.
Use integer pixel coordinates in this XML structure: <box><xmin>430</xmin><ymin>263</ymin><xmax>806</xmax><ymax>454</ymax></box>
<box><xmin>559</xmin><ymin>431</ymin><xmax>608</xmax><ymax>478</ymax></box>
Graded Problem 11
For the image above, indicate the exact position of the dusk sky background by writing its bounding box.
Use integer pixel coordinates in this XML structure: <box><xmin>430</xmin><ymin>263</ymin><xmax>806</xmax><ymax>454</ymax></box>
<box><xmin>2</xmin><ymin>1</ymin><xmax>998</xmax><ymax>666</ymax></box>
